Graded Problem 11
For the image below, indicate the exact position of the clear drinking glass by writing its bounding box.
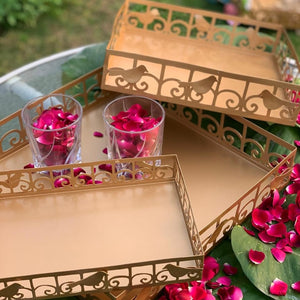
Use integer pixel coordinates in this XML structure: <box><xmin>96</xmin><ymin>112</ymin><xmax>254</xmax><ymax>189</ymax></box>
<box><xmin>103</xmin><ymin>95</ymin><xmax>165</xmax><ymax>160</ymax></box>
<box><xmin>21</xmin><ymin>94</ymin><xmax>83</xmax><ymax>168</ymax></box>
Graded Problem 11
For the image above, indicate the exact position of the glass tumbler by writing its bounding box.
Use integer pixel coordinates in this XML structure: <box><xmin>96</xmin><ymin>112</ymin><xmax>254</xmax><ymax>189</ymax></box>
<box><xmin>21</xmin><ymin>94</ymin><xmax>83</xmax><ymax>168</ymax></box>
<box><xmin>103</xmin><ymin>95</ymin><xmax>165</xmax><ymax>160</ymax></box>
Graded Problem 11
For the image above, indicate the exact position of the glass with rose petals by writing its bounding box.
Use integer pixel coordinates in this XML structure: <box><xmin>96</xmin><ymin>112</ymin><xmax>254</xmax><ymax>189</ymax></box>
<box><xmin>103</xmin><ymin>95</ymin><xmax>165</xmax><ymax>174</ymax></box>
<box><xmin>21</xmin><ymin>94</ymin><xmax>82</xmax><ymax>169</ymax></box>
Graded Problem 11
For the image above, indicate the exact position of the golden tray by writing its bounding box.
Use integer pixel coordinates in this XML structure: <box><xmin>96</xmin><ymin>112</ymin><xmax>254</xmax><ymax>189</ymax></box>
<box><xmin>248</xmin><ymin>0</ymin><xmax>300</xmax><ymax>30</ymax></box>
<box><xmin>101</xmin><ymin>0</ymin><xmax>300</xmax><ymax>126</ymax></box>
<box><xmin>0</xmin><ymin>67</ymin><xmax>297</xmax><ymax>299</ymax></box>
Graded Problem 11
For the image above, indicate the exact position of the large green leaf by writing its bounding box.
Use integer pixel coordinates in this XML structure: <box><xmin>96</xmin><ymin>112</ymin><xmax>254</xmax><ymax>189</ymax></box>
<box><xmin>61</xmin><ymin>41</ymin><xmax>108</xmax><ymax>83</ymax></box>
<box><xmin>209</xmin><ymin>238</ymin><xmax>271</xmax><ymax>299</ymax></box>
<box><xmin>231</xmin><ymin>225</ymin><xmax>300</xmax><ymax>300</ymax></box>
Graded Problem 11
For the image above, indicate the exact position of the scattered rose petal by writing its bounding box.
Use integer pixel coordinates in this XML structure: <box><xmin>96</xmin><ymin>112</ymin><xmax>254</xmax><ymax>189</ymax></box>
<box><xmin>93</xmin><ymin>131</ymin><xmax>103</xmax><ymax>137</ymax></box>
<box><xmin>270</xmin><ymin>278</ymin><xmax>288</xmax><ymax>296</ymax></box>
<box><xmin>206</xmin><ymin>281</ymin><xmax>221</xmax><ymax>289</ymax></box>
<box><xmin>252</xmin><ymin>208</ymin><xmax>271</xmax><ymax>229</ymax></box>
<box><xmin>295</xmin><ymin>215</ymin><xmax>300</xmax><ymax>235</ymax></box>
<box><xmin>282</xmin><ymin>245</ymin><xmax>293</xmax><ymax>253</ymax></box>
<box><xmin>73</xmin><ymin>167</ymin><xmax>86</xmax><ymax>177</ymax></box>
<box><xmin>248</xmin><ymin>249</ymin><xmax>265</xmax><ymax>264</ymax></box>
<box><xmin>54</xmin><ymin>177</ymin><xmax>70</xmax><ymax>188</ymax></box>
<box><xmin>99</xmin><ymin>163</ymin><xmax>113</xmax><ymax>173</ymax></box>
<box><xmin>258</xmin><ymin>230</ymin><xmax>277</xmax><ymax>243</ymax></box>
<box><xmin>288</xmin><ymin>203</ymin><xmax>300</xmax><ymax>222</ymax></box>
<box><xmin>102</xmin><ymin>147</ymin><xmax>108</xmax><ymax>154</ymax></box>
<box><xmin>189</xmin><ymin>283</ymin><xmax>207</xmax><ymax>300</ymax></box>
<box><xmin>217</xmin><ymin>286</ymin><xmax>243</xmax><ymax>300</ymax></box>
<box><xmin>295</xmin><ymin>140</ymin><xmax>300</xmax><ymax>147</ymax></box>
<box><xmin>216</xmin><ymin>276</ymin><xmax>231</xmax><ymax>287</ymax></box>
<box><xmin>286</xmin><ymin>182</ymin><xmax>300</xmax><ymax>195</ymax></box>
<box><xmin>288</xmin><ymin>230</ymin><xmax>300</xmax><ymax>247</ymax></box>
<box><xmin>24</xmin><ymin>163</ymin><xmax>34</xmax><ymax>169</ymax></box>
<box><xmin>291</xmin><ymin>281</ymin><xmax>300</xmax><ymax>292</ymax></box>
<box><xmin>243</xmin><ymin>227</ymin><xmax>255</xmax><ymax>237</ymax></box>
<box><xmin>271</xmin><ymin>247</ymin><xmax>286</xmax><ymax>263</ymax></box>
<box><xmin>223</xmin><ymin>263</ymin><xmax>238</xmax><ymax>276</ymax></box>
<box><xmin>272</xmin><ymin>189</ymin><xmax>286</xmax><ymax>207</ymax></box>
<box><xmin>202</xmin><ymin>256</ymin><xmax>219</xmax><ymax>281</ymax></box>
<box><xmin>266</xmin><ymin>222</ymin><xmax>287</xmax><ymax>238</ymax></box>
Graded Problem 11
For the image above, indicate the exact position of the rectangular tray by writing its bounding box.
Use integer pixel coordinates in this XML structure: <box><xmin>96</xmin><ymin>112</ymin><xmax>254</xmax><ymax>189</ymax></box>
<box><xmin>0</xmin><ymin>154</ymin><xmax>203</xmax><ymax>298</ymax></box>
<box><xmin>101</xmin><ymin>0</ymin><xmax>300</xmax><ymax>126</ymax></box>
<box><xmin>0</xmin><ymin>67</ymin><xmax>297</xmax><ymax>298</ymax></box>
<box><xmin>1</xmin><ymin>66</ymin><xmax>297</xmax><ymax>248</ymax></box>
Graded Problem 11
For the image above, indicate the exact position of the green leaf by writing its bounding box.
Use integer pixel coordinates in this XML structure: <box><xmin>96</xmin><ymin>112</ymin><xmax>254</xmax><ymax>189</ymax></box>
<box><xmin>231</xmin><ymin>225</ymin><xmax>300</xmax><ymax>300</ymax></box>
<box><xmin>61</xmin><ymin>42</ymin><xmax>108</xmax><ymax>83</ymax></box>
<box><xmin>209</xmin><ymin>238</ymin><xmax>271</xmax><ymax>299</ymax></box>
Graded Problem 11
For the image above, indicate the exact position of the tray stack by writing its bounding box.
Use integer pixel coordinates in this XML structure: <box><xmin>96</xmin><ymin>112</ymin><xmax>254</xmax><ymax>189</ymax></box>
<box><xmin>0</xmin><ymin>0</ymin><xmax>299</xmax><ymax>299</ymax></box>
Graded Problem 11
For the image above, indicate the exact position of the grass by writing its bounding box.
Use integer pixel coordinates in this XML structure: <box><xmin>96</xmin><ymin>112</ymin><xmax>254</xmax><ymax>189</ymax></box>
<box><xmin>0</xmin><ymin>0</ymin><xmax>299</xmax><ymax>77</ymax></box>
<box><xmin>0</xmin><ymin>0</ymin><xmax>124</xmax><ymax>76</ymax></box>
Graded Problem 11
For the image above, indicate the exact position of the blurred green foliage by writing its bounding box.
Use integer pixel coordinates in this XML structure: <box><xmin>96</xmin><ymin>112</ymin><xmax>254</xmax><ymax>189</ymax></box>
<box><xmin>0</xmin><ymin>0</ymin><xmax>64</xmax><ymax>29</ymax></box>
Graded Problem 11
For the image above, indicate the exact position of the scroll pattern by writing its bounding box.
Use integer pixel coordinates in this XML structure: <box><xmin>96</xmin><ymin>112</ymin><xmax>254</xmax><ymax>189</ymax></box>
<box><xmin>162</xmin><ymin>103</ymin><xmax>296</xmax><ymax>253</ymax></box>
<box><xmin>104</xmin><ymin>0</ymin><xmax>300</xmax><ymax>125</ymax></box>
<box><xmin>0</xmin><ymin>257</ymin><xmax>202</xmax><ymax>300</ymax></box>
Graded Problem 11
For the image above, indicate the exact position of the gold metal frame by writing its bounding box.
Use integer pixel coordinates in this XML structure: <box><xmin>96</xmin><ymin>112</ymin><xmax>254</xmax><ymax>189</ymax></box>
<box><xmin>0</xmin><ymin>66</ymin><xmax>297</xmax><ymax>299</ymax></box>
<box><xmin>101</xmin><ymin>0</ymin><xmax>300</xmax><ymax>125</ymax></box>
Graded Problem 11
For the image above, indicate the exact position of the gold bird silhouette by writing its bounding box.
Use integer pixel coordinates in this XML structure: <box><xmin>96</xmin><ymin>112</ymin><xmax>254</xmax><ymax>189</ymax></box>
<box><xmin>68</xmin><ymin>271</ymin><xmax>107</xmax><ymax>289</ymax></box>
<box><xmin>163</xmin><ymin>264</ymin><xmax>202</xmax><ymax>278</ymax></box>
<box><xmin>178</xmin><ymin>76</ymin><xmax>217</xmax><ymax>95</ymax></box>
<box><xmin>0</xmin><ymin>173</ymin><xmax>23</xmax><ymax>189</ymax></box>
<box><xmin>107</xmin><ymin>65</ymin><xmax>148</xmax><ymax>84</ymax></box>
<box><xmin>0</xmin><ymin>283</ymin><xmax>23</xmax><ymax>298</ymax></box>
<box><xmin>258</xmin><ymin>90</ymin><xmax>292</xmax><ymax>110</ymax></box>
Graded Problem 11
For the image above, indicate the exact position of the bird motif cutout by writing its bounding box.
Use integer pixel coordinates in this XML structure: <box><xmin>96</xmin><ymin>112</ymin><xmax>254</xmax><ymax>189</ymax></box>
<box><xmin>163</xmin><ymin>264</ymin><xmax>202</xmax><ymax>278</ymax></box>
<box><xmin>107</xmin><ymin>65</ymin><xmax>148</xmax><ymax>84</ymax></box>
<box><xmin>178</xmin><ymin>76</ymin><xmax>217</xmax><ymax>95</ymax></box>
<box><xmin>0</xmin><ymin>283</ymin><xmax>24</xmax><ymax>298</ymax></box>
<box><xmin>0</xmin><ymin>173</ymin><xmax>23</xmax><ymax>189</ymax></box>
<box><xmin>68</xmin><ymin>271</ymin><xmax>108</xmax><ymax>289</ymax></box>
<box><xmin>258</xmin><ymin>90</ymin><xmax>294</xmax><ymax>110</ymax></box>
<box><xmin>243</xmin><ymin>27</ymin><xmax>274</xmax><ymax>50</ymax></box>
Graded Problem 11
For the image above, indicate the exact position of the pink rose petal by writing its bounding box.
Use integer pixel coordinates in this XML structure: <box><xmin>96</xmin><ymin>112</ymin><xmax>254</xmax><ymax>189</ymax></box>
<box><xmin>93</xmin><ymin>131</ymin><xmax>103</xmax><ymax>137</ymax></box>
<box><xmin>202</xmin><ymin>256</ymin><xmax>219</xmax><ymax>281</ymax></box>
<box><xmin>216</xmin><ymin>276</ymin><xmax>231</xmax><ymax>287</ymax></box>
<box><xmin>295</xmin><ymin>140</ymin><xmax>300</xmax><ymax>147</ymax></box>
<box><xmin>270</xmin><ymin>278</ymin><xmax>288</xmax><ymax>296</ymax></box>
<box><xmin>102</xmin><ymin>147</ymin><xmax>108</xmax><ymax>154</ymax></box>
<box><xmin>54</xmin><ymin>177</ymin><xmax>70</xmax><ymax>188</ymax></box>
<box><xmin>252</xmin><ymin>208</ymin><xmax>271</xmax><ymax>229</ymax></box>
<box><xmin>24</xmin><ymin>163</ymin><xmax>34</xmax><ymax>169</ymax></box>
<box><xmin>286</xmin><ymin>182</ymin><xmax>300</xmax><ymax>195</ymax></box>
<box><xmin>288</xmin><ymin>203</ymin><xmax>300</xmax><ymax>222</ymax></box>
<box><xmin>206</xmin><ymin>281</ymin><xmax>221</xmax><ymax>289</ymax></box>
<box><xmin>73</xmin><ymin>167</ymin><xmax>86</xmax><ymax>177</ymax></box>
<box><xmin>272</xmin><ymin>189</ymin><xmax>285</xmax><ymax>207</ymax></box>
<box><xmin>288</xmin><ymin>230</ymin><xmax>300</xmax><ymax>248</ymax></box>
<box><xmin>295</xmin><ymin>215</ymin><xmax>300</xmax><ymax>235</ymax></box>
<box><xmin>266</xmin><ymin>222</ymin><xmax>287</xmax><ymax>238</ymax></box>
<box><xmin>271</xmin><ymin>248</ymin><xmax>286</xmax><ymax>263</ymax></box>
<box><xmin>243</xmin><ymin>227</ymin><xmax>255</xmax><ymax>237</ymax></box>
<box><xmin>189</xmin><ymin>284</ymin><xmax>207</xmax><ymax>300</ymax></box>
<box><xmin>258</xmin><ymin>230</ymin><xmax>277</xmax><ymax>243</ymax></box>
<box><xmin>248</xmin><ymin>249</ymin><xmax>265</xmax><ymax>264</ymax></box>
<box><xmin>291</xmin><ymin>164</ymin><xmax>300</xmax><ymax>180</ymax></box>
<box><xmin>223</xmin><ymin>263</ymin><xmax>238</xmax><ymax>276</ymax></box>
<box><xmin>291</xmin><ymin>281</ymin><xmax>300</xmax><ymax>292</ymax></box>
<box><xmin>217</xmin><ymin>286</ymin><xmax>243</xmax><ymax>300</ymax></box>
